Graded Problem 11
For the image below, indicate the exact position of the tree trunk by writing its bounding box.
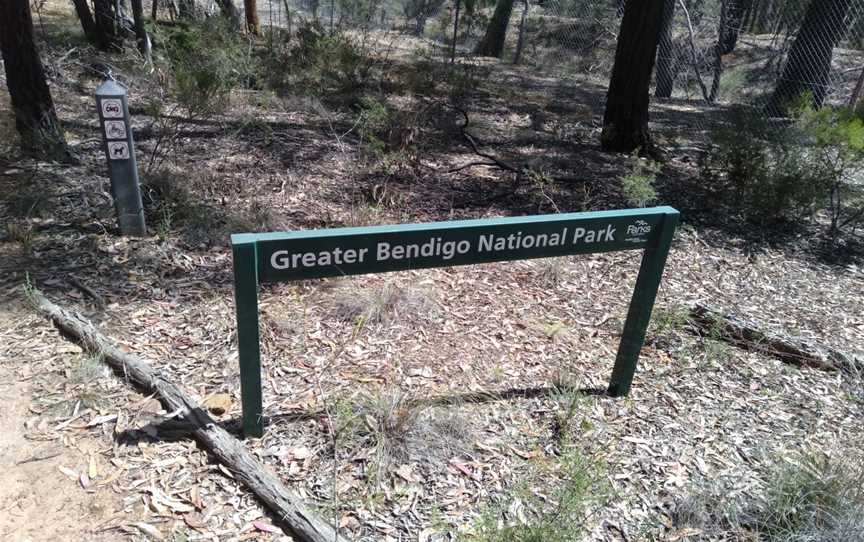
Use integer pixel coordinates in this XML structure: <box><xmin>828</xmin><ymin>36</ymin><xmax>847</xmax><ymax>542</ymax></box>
<box><xmin>94</xmin><ymin>0</ymin><xmax>122</xmax><ymax>49</ymax></box>
<box><xmin>709</xmin><ymin>0</ymin><xmax>727</xmax><ymax>102</ymax></box>
<box><xmin>215</xmin><ymin>0</ymin><xmax>241</xmax><ymax>28</ymax></box>
<box><xmin>35</xmin><ymin>295</ymin><xmax>349</xmax><ymax>542</ymax></box>
<box><xmin>0</xmin><ymin>0</ymin><xmax>69</xmax><ymax>158</ymax></box>
<box><xmin>748</xmin><ymin>0</ymin><xmax>774</xmax><ymax>33</ymax></box>
<box><xmin>849</xmin><ymin>65</ymin><xmax>864</xmax><ymax>108</ymax></box>
<box><xmin>129</xmin><ymin>0</ymin><xmax>151</xmax><ymax>60</ymax></box>
<box><xmin>688</xmin><ymin>304</ymin><xmax>858</xmax><ymax>372</ymax></box>
<box><xmin>177</xmin><ymin>0</ymin><xmax>196</xmax><ymax>18</ymax></box>
<box><xmin>151</xmin><ymin>0</ymin><xmax>158</xmax><ymax>21</ymax></box>
<box><xmin>70</xmin><ymin>0</ymin><xmax>105</xmax><ymax>48</ymax></box>
<box><xmin>451</xmin><ymin>0</ymin><xmax>461</xmax><ymax>63</ymax></box>
<box><xmin>767</xmin><ymin>0</ymin><xmax>852</xmax><ymax>115</ymax></box>
<box><xmin>474</xmin><ymin>0</ymin><xmax>515</xmax><ymax>58</ymax></box>
<box><xmin>512</xmin><ymin>0</ymin><xmax>528</xmax><ymax>64</ymax></box>
<box><xmin>719</xmin><ymin>0</ymin><xmax>751</xmax><ymax>54</ymax></box>
<box><xmin>244</xmin><ymin>0</ymin><xmax>259</xmax><ymax>33</ymax></box>
<box><xmin>679</xmin><ymin>0</ymin><xmax>710</xmax><ymax>102</ymax></box>
<box><xmin>601</xmin><ymin>0</ymin><xmax>666</xmax><ymax>153</ymax></box>
<box><xmin>654</xmin><ymin>0</ymin><xmax>676</xmax><ymax>98</ymax></box>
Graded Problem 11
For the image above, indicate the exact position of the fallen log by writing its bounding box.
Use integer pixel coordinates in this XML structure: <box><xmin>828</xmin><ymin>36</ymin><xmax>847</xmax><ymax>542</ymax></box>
<box><xmin>688</xmin><ymin>304</ymin><xmax>860</xmax><ymax>373</ymax></box>
<box><xmin>33</xmin><ymin>293</ymin><xmax>346</xmax><ymax>542</ymax></box>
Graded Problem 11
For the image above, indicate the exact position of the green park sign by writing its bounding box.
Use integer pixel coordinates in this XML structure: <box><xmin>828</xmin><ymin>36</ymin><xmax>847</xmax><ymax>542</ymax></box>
<box><xmin>232</xmin><ymin>206</ymin><xmax>679</xmax><ymax>437</ymax></box>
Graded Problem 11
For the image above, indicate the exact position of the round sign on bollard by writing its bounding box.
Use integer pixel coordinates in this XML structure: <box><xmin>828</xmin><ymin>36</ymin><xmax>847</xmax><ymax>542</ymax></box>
<box><xmin>95</xmin><ymin>80</ymin><xmax>146</xmax><ymax>236</ymax></box>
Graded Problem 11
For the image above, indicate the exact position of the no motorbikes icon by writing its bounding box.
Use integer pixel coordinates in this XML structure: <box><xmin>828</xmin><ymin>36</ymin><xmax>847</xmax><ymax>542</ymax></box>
<box><xmin>101</xmin><ymin>99</ymin><xmax>123</xmax><ymax>118</ymax></box>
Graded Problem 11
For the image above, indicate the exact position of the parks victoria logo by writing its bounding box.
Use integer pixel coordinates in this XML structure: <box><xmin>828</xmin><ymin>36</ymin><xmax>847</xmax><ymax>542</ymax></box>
<box><xmin>625</xmin><ymin>219</ymin><xmax>652</xmax><ymax>243</ymax></box>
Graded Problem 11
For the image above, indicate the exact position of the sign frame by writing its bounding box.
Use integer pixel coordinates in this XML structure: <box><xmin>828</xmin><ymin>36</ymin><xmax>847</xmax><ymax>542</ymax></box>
<box><xmin>232</xmin><ymin>206</ymin><xmax>679</xmax><ymax>437</ymax></box>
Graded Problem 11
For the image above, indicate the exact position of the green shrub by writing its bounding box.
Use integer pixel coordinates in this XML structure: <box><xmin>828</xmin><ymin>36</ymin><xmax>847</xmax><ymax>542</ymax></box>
<box><xmin>702</xmin><ymin>105</ymin><xmax>864</xmax><ymax>238</ymax></box>
<box><xmin>701</xmin><ymin>109</ymin><xmax>827</xmax><ymax>226</ymax></box>
<box><xmin>620</xmin><ymin>151</ymin><xmax>659</xmax><ymax>207</ymax></box>
<box><xmin>402</xmin><ymin>48</ymin><xmax>487</xmax><ymax>103</ymax></box>
<box><xmin>357</xmin><ymin>95</ymin><xmax>391</xmax><ymax>158</ymax></box>
<box><xmin>265</xmin><ymin>22</ymin><xmax>375</xmax><ymax>99</ymax></box>
<box><xmin>161</xmin><ymin>20</ymin><xmax>256</xmax><ymax>117</ymax></box>
<box><xmin>795</xmin><ymin>105</ymin><xmax>864</xmax><ymax>238</ymax></box>
<box><xmin>470</xmin><ymin>450</ymin><xmax>610</xmax><ymax>542</ymax></box>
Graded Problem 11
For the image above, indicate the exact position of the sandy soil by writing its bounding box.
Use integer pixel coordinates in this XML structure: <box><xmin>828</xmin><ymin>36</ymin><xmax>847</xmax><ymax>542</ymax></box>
<box><xmin>0</xmin><ymin>313</ymin><xmax>125</xmax><ymax>541</ymax></box>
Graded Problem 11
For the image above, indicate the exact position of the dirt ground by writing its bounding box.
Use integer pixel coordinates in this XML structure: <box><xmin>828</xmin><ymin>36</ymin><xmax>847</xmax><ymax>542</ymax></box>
<box><xmin>2</xmin><ymin>2</ymin><xmax>864</xmax><ymax>541</ymax></box>
<box><xmin>0</xmin><ymin>350</ymin><xmax>120</xmax><ymax>542</ymax></box>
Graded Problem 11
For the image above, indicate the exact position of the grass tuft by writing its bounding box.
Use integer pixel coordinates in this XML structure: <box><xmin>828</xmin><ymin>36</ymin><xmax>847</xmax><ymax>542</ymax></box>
<box><xmin>673</xmin><ymin>449</ymin><xmax>864</xmax><ymax>541</ymax></box>
<box><xmin>470</xmin><ymin>449</ymin><xmax>610</xmax><ymax>542</ymax></box>
<box><xmin>331</xmin><ymin>283</ymin><xmax>437</xmax><ymax>330</ymax></box>
<box><xmin>72</xmin><ymin>354</ymin><xmax>109</xmax><ymax>383</ymax></box>
<box><xmin>331</xmin><ymin>390</ymin><xmax>474</xmax><ymax>485</ymax></box>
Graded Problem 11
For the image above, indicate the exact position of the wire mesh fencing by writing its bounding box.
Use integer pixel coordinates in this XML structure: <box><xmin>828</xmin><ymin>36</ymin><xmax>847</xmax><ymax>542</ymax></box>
<box><xmin>249</xmin><ymin>0</ymin><xmax>864</xmax><ymax>132</ymax></box>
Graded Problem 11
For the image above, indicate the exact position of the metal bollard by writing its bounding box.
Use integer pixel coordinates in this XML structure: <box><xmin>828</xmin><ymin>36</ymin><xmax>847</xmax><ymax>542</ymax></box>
<box><xmin>95</xmin><ymin>79</ymin><xmax>146</xmax><ymax>236</ymax></box>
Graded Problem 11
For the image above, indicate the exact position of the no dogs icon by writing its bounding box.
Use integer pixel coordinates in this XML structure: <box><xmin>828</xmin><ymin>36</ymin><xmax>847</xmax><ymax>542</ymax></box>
<box><xmin>107</xmin><ymin>141</ymin><xmax>130</xmax><ymax>160</ymax></box>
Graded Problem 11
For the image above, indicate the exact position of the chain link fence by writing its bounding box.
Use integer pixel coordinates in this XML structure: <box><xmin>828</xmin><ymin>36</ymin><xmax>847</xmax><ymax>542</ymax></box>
<box><xmin>250</xmin><ymin>0</ymin><xmax>864</xmax><ymax>130</ymax></box>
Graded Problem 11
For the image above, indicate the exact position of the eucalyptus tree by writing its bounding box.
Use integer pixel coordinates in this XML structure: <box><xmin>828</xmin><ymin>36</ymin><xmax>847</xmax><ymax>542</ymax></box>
<box><xmin>0</xmin><ymin>0</ymin><xmax>70</xmax><ymax>158</ymax></box>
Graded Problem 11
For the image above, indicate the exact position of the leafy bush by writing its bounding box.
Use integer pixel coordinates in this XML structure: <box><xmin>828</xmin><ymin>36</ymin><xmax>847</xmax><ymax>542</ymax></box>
<box><xmin>701</xmin><ymin>109</ymin><xmax>826</xmax><ymax>226</ymax></box>
<box><xmin>795</xmin><ymin>105</ymin><xmax>864</xmax><ymax>237</ymax></box>
<box><xmin>161</xmin><ymin>20</ymin><xmax>256</xmax><ymax>117</ymax></box>
<box><xmin>265</xmin><ymin>22</ymin><xmax>376</xmax><ymax>99</ymax></box>
<box><xmin>470</xmin><ymin>450</ymin><xmax>610</xmax><ymax>542</ymax></box>
<box><xmin>402</xmin><ymin>48</ymin><xmax>487</xmax><ymax>105</ymax></box>
<box><xmin>702</xmin><ymin>105</ymin><xmax>864</xmax><ymax>238</ymax></box>
<box><xmin>357</xmin><ymin>95</ymin><xmax>391</xmax><ymax>158</ymax></box>
<box><xmin>620</xmin><ymin>152</ymin><xmax>659</xmax><ymax>207</ymax></box>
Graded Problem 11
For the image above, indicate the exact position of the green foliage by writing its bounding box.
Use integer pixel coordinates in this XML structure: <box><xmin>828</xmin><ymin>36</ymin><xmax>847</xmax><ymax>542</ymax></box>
<box><xmin>403</xmin><ymin>48</ymin><xmax>487</xmax><ymax>103</ymax></box>
<box><xmin>703</xmin><ymin>105</ymin><xmax>864</xmax><ymax>238</ymax></box>
<box><xmin>755</xmin><ymin>451</ymin><xmax>864</xmax><ymax>540</ymax></box>
<box><xmin>620</xmin><ymin>152</ymin><xmax>659</xmax><ymax>208</ymax></box>
<box><xmin>266</xmin><ymin>22</ymin><xmax>375</xmax><ymax>99</ymax></box>
<box><xmin>330</xmin><ymin>389</ymin><xmax>425</xmax><ymax>484</ymax></box>
<box><xmin>142</xmin><ymin>169</ymin><xmax>272</xmax><ymax>245</ymax></box>
<box><xmin>649</xmin><ymin>305</ymin><xmax>690</xmax><ymax>337</ymax></box>
<box><xmin>794</xmin><ymin>105</ymin><xmax>864</xmax><ymax>237</ymax></box>
<box><xmin>470</xmin><ymin>450</ymin><xmax>610</xmax><ymax>542</ymax></box>
<box><xmin>22</xmin><ymin>272</ymin><xmax>39</xmax><ymax>309</ymax></box>
<box><xmin>156</xmin><ymin>206</ymin><xmax>173</xmax><ymax>242</ymax></box>
<box><xmin>160</xmin><ymin>20</ymin><xmax>256</xmax><ymax>117</ymax></box>
<box><xmin>550</xmin><ymin>387</ymin><xmax>587</xmax><ymax>446</ymax></box>
<box><xmin>702</xmin><ymin>109</ymin><xmax>829</xmax><ymax>227</ymax></box>
<box><xmin>357</xmin><ymin>95</ymin><xmax>391</xmax><ymax>158</ymax></box>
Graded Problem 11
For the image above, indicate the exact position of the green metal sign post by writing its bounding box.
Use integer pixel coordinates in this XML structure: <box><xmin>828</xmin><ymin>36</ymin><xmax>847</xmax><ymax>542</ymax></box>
<box><xmin>232</xmin><ymin>206</ymin><xmax>679</xmax><ymax>437</ymax></box>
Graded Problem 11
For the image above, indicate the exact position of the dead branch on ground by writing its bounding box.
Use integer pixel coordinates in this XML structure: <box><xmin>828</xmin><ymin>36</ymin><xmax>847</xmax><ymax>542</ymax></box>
<box><xmin>688</xmin><ymin>304</ymin><xmax>860</xmax><ymax>373</ymax></box>
<box><xmin>447</xmin><ymin>106</ymin><xmax>593</xmax><ymax>186</ymax></box>
<box><xmin>33</xmin><ymin>293</ymin><xmax>347</xmax><ymax>542</ymax></box>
